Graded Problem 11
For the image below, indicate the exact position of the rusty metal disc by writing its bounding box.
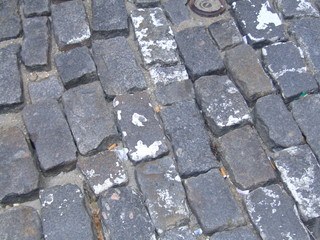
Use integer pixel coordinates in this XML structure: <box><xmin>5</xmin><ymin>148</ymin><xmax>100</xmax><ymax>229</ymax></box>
<box><xmin>188</xmin><ymin>0</ymin><xmax>226</xmax><ymax>17</ymax></box>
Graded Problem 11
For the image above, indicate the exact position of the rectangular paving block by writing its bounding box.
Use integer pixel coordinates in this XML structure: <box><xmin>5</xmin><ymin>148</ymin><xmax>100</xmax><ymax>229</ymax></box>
<box><xmin>275</xmin><ymin>0</ymin><xmax>319</xmax><ymax>19</ymax></box>
<box><xmin>210</xmin><ymin>226</ymin><xmax>260</xmax><ymax>240</ymax></box>
<box><xmin>149</xmin><ymin>65</ymin><xmax>189</xmax><ymax>87</ymax></box>
<box><xmin>92</xmin><ymin>37</ymin><xmax>147</xmax><ymax>98</ymax></box>
<box><xmin>159</xmin><ymin>226</ymin><xmax>197</xmax><ymax>240</ymax></box>
<box><xmin>195</xmin><ymin>75</ymin><xmax>251</xmax><ymax>136</ymax></box>
<box><xmin>217</xmin><ymin>125</ymin><xmax>276</xmax><ymax>190</ymax></box>
<box><xmin>160</xmin><ymin>99</ymin><xmax>218</xmax><ymax>177</ymax></box>
<box><xmin>184</xmin><ymin>169</ymin><xmax>245</xmax><ymax>234</ymax></box>
<box><xmin>175</xmin><ymin>27</ymin><xmax>224</xmax><ymax>80</ymax></box>
<box><xmin>114</xmin><ymin>92</ymin><xmax>169</xmax><ymax>163</ymax></box>
<box><xmin>40</xmin><ymin>184</ymin><xmax>94</xmax><ymax>240</ymax></box>
<box><xmin>136</xmin><ymin>156</ymin><xmax>189</xmax><ymax>234</ymax></box>
<box><xmin>245</xmin><ymin>185</ymin><xmax>311</xmax><ymax>240</ymax></box>
<box><xmin>163</xmin><ymin>0</ymin><xmax>190</xmax><ymax>26</ymax></box>
<box><xmin>62</xmin><ymin>82</ymin><xmax>119</xmax><ymax>155</ymax></box>
<box><xmin>22</xmin><ymin>99</ymin><xmax>77</xmax><ymax>172</ymax></box>
<box><xmin>135</xmin><ymin>0</ymin><xmax>160</xmax><ymax>7</ymax></box>
<box><xmin>0</xmin><ymin>0</ymin><xmax>22</xmax><ymax>41</ymax></box>
<box><xmin>23</xmin><ymin>0</ymin><xmax>50</xmax><ymax>17</ymax></box>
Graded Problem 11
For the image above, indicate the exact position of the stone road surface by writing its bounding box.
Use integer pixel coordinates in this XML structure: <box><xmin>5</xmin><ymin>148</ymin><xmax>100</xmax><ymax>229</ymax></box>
<box><xmin>1</xmin><ymin>0</ymin><xmax>320</xmax><ymax>239</ymax></box>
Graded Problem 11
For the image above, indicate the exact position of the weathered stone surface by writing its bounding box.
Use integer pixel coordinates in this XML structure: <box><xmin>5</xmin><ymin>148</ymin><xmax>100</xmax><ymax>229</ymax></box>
<box><xmin>62</xmin><ymin>82</ymin><xmax>119</xmax><ymax>155</ymax></box>
<box><xmin>159</xmin><ymin>226</ymin><xmax>197</xmax><ymax>240</ymax></box>
<box><xmin>210</xmin><ymin>226</ymin><xmax>260</xmax><ymax>240</ymax></box>
<box><xmin>184</xmin><ymin>169</ymin><xmax>245</xmax><ymax>234</ymax></box>
<box><xmin>131</xmin><ymin>7</ymin><xmax>179</xmax><ymax>67</ymax></box>
<box><xmin>224</xmin><ymin>44</ymin><xmax>274</xmax><ymax>103</ymax></box>
<box><xmin>0</xmin><ymin>127</ymin><xmax>39</xmax><ymax>202</ymax></box>
<box><xmin>23</xmin><ymin>0</ymin><xmax>50</xmax><ymax>17</ymax></box>
<box><xmin>218</xmin><ymin>126</ymin><xmax>276</xmax><ymax>190</ymax></box>
<box><xmin>149</xmin><ymin>65</ymin><xmax>189</xmax><ymax>87</ymax></box>
<box><xmin>21</xmin><ymin>17</ymin><xmax>49</xmax><ymax>69</ymax></box>
<box><xmin>232</xmin><ymin>0</ymin><xmax>286</xmax><ymax>47</ymax></box>
<box><xmin>135</xmin><ymin>0</ymin><xmax>160</xmax><ymax>7</ymax></box>
<box><xmin>175</xmin><ymin>27</ymin><xmax>224</xmax><ymax>80</ymax></box>
<box><xmin>291</xmin><ymin>95</ymin><xmax>320</xmax><ymax>160</ymax></box>
<box><xmin>136</xmin><ymin>156</ymin><xmax>189</xmax><ymax>234</ymax></box>
<box><xmin>275</xmin><ymin>145</ymin><xmax>320</xmax><ymax>221</ymax></box>
<box><xmin>195</xmin><ymin>75</ymin><xmax>251</xmax><ymax>136</ymax></box>
<box><xmin>40</xmin><ymin>184</ymin><xmax>94</xmax><ymax>240</ymax></box>
<box><xmin>0</xmin><ymin>44</ymin><xmax>23</xmax><ymax>112</ymax></box>
<box><xmin>245</xmin><ymin>185</ymin><xmax>310</xmax><ymax>240</ymax></box>
<box><xmin>275</xmin><ymin>0</ymin><xmax>319</xmax><ymax>19</ymax></box>
<box><xmin>92</xmin><ymin>0</ymin><xmax>128</xmax><ymax>38</ymax></box>
<box><xmin>51</xmin><ymin>0</ymin><xmax>91</xmax><ymax>50</ymax></box>
<box><xmin>0</xmin><ymin>0</ymin><xmax>21</xmax><ymax>41</ymax></box>
<box><xmin>160</xmin><ymin>99</ymin><xmax>218</xmax><ymax>177</ymax></box>
<box><xmin>28</xmin><ymin>76</ymin><xmax>64</xmax><ymax>103</ymax></box>
<box><xmin>254</xmin><ymin>94</ymin><xmax>303</xmax><ymax>150</ymax></box>
<box><xmin>306</xmin><ymin>218</ymin><xmax>320</xmax><ymax>240</ymax></box>
<box><xmin>78</xmin><ymin>150</ymin><xmax>128</xmax><ymax>196</ymax></box>
<box><xmin>208</xmin><ymin>19</ymin><xmax>242</xmax><ymax>50</ymax></box>
<box><xmin>99</xmin><ymin>187</ymin><xmax>156</xmax><ymax>240</ymax></box>
<box><xmin>22</xmin><ymin>99</ymin><xmax>77</xmax><ymax>172</ymax></box>
<box><xmin>0</xmin><ymin>206</ymin><xmax>42</xmax><ymax>240</ymax></box>
<box><xmin>55</xmin><ymin>46</ymin><xmax>97</xmax><ymax>89</ymax></box>
<box><xmin>114</xmin><ymin>92</ymin><xmax>169</xmax><ymax>163</ymax></box>
<box><xmin>163</xmin><ymin>0</ymin><xmax>190</xmax><ymax>25</ymax></box>
<box><xmin>92</xmin><ymin>38</ymin><xmax>147</xmax><ymax>97</ymax></box>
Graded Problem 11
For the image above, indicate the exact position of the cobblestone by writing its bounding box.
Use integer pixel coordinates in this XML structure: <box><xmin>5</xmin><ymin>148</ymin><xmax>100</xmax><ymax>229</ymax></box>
<box><xmin>135</xmin><ymin>0</ymin><xmax>160</xmax><ymax>7</ymax></box>
<box><xmin>158</xmin><ymin>226</ymin><xmax>196</xmax><ymax>240</ymax></box>
<box><xmin>210</xmin><ymin>226</ymin><xmax>260</xmax><ymax>240</ymax></box>
<box><xmin>275</xmin><ymin>0</ymin><xmax>319</xmax><ymax>19</ymax></box>
<box><xmin>149</xmin><ymin>65</ymin><xmax>189</xmax><ymax>87</ymax></box>
<box><xmin>163</xmin><ymin>0</ymin><xmax>190</xmax><ymax>25</ymax></box>
<box><xmin>0</xmin><ymin>0</ymin><xmax>21</xmax><ymax>41</ymax></box>
<box><xmin>23</xmin><ymin>0</ymin><xmax>50</xmax><ymax>17</ymax></box>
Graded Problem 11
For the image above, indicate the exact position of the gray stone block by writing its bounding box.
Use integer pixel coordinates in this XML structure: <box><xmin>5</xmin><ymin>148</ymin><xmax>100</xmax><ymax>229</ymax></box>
<box><xmin>92</xmin><ymin>37</ymin><xmax>147</xmax><ymax>98</ymax></box>
<box><xmin>275</xmin><ymin>0</ymin><xmax>319</xmax><ymax>19</ymax></box>
<box><xmin>159</xmin><ymin>226</ymin><xmax>197</xmax><ymax>240</ymax></box>
<box><xmin>210</xmin><ymin>226</ymin><xmax>260</xmax><ymax>240</ymax></box>
<box><xmin>0</xmin><ymin>0</ymin><xmax>22</xmax><ymax>41</ymax></box>
<box><xmin>306</xmin><ymin>218</ymin><xmax>320</xmax><ymax>240</ymax></box>
<box><xmin>175</xmin><ymin>27</ymin><xmax>224</xmax><ymax>80</ymax></box>
<box><xmin>23</xmin><ymin>0</ymin><xmax>50</xmax><ymax>17</ymax></box>
<box><xmin>135</xmin><ymin>0</ymin><xmax>160</xmax><ymax>7</ymax></box>
<box><xmin>40</xmin><ymin>184</ymin><xmax>94</xmax><ymax>240</ymax></box>
<box><xmin>163</xmin><ymin>0</ymin><xmax>190</xmax><ymax>25</ymax></box>
<box><xmin>149</xmin><ymin>65</ymin><xmax>189</xmax><ymax>87</ymax></box>
<box><xmin>160</xmin><ymin>99</ymin><xmax>218</xmax><ymax>178</ymax></box>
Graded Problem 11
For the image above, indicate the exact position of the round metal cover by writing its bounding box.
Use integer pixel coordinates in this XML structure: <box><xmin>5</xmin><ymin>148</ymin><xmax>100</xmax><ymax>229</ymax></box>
<box><xmin>189</xmin><ymin>0</ymin><xmax>226</xmax><ymax>17</ymax></box>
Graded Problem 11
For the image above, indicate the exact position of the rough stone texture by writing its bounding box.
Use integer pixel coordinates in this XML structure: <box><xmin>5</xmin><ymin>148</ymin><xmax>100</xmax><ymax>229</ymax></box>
<box><xmin>28</xmin><ymin>76</ymin><xmax>64</xmax><ymax>103</ymax></box>
<box><xmin>23</xmin><ymin>0</ymin><xmax>50</xmax><ymax>17</ymax></box>
<box><xmin>78</xmin><ymin>150</ymin><xmax>128</xmax><ymax>196</ymax></box>
<box><xmin>0</xmin><ymin>44</ymin><xmax>23</xmax><ymax>112</ymax></box>
<box><xmin>39</xmin><ymin>184</ymin><xmax>94</xmax><ymax>240</ymax></box>
<box><xmin>62</xmin><ymin>82</ymin><xmax>119</xmax><ymax>155</ymax></box>
<box><xmin>21</xmin><ymin>17</ymin><xmax>49</xmax><ymax>69</ymax></box>
<box><xmin>114</xmin><ymin>92</ymin><xmax>169</xmax><ymax>163</ymax></box>
<box><xmin>136</xmin><ymin>156</ymin><xmax>189</xmax><ymax>234</ymax></box>
<box><xmin>195</xmin><ymin>75</ymin><xmax>251</xmax><ymax>136</ymax></box>
<box><xmin>275</xmin><ymin>0</ymin><xmax>319</xmax><ymax>19</ymax></box>
<box><xmin>92</xmin><ymin>37</ymin><xmax>147</xmax><ymax>97</ymax></box>
<box><xmin>160</xmin><ymin>99</ymin><xmax>218</xmax><ymax>177</ymax></box>
<box><xmin>291</xmin><ymin>95</ymin><xmax>320</xmax><ymax>160</ymax></box>
<box><xmin>275</xmin><ymin>145</ymin><xmax>320</xmax><ymax>221</ymax></box>
<box><xmin>217</xmin><ymin>126</ymin><xmax>276</xmax><ymax>190</ymax></box>
<box><xmin>0</xmin><ymin>206</ymin><xmax>42</xmax><ymax>240</ymax></box>
<box><xmin>245</xmin><ymin>185</ymin><xmax>311</xmax><ymax>240</ymax></box>
<box><xmin>0</xmin><ymin>127</ymin><xmax>39</xmax><ymax>203</ymax></box>
<box><xmin>131</xmin><ymin>7</ymin><xmax>179</xmax><ymax>67</ymax></box>
<box><xmin>163</xmin><ymin>0</ymin><xmax>190</xmax><ymax>25</ymax></box>
<box><xmin>22</xmin><ymin>99</ymin><xmax>77</xmax><ymax>172</ymax></box>
<box><xmin>224</xmin><ymin>44</ymin><xmax>274</xmax><ymax>103</ymax></box>
<box><xmin>232</xmin><ymin>0</ymin><xmax>286</xmax><ymax>47</ymax></box>
<box><xmin>159</xmin><ymin>226</ymin><xmax>197</xmax><ymax>240</ymax></box>
<box><xmin>306</xmin><ymin>218</ymin><xmax>320</xmax><ymax>240</ymax></box>
<box><xmin>184</xmin><ymin>169</ymin><xmax>245</xmax><ymax>234</ymax></box>
<box><xmin>0</xmin><ymin>0</ymin><xmax>21</xmax><ymax>41</ymax></box>
<box><xmin>175</xmin><ymin>27</ymin><xmax>224</xmax><ymax>80</ymax></box>
<box><xmin>208</xmin><ymin>19</ymin><xmax>243</xmax><ymax>50</ymax></box>
<box><xmin>99</xmin><ymin>187</ymin><xmax>156</xmax><ymax>240</ymax></box>
<box><xmin>135</xmin><ymin>0</ymin><xmax>160</xmax><ymax>7</ymax></box>
<box><xmin>92</xmin><ymin>0</ymin><xmax>128</xmax><ymax>38</ymax></box>
<box><xmin>149</xmin><ymin>65</ymin><xmax>189</xmax><ymax>87</ymax></box>
<box><xmin>210</xmin><ymin>226</ymin><xmax>260</xmax><ymax>240</ymax></box>
<box><xmin>51</xmin><ymin>0</ymin><xmax>91</xmax><ymax>50</ymax></box>
<box><xmin>254</xmin><ymin>94</ymin><xmax>303</xmax><ymax>150</ymax></box>
<box><xmin>55</xmin><ymin>46</ymin><xmax>97</xmax><ymax>89</ymax></box>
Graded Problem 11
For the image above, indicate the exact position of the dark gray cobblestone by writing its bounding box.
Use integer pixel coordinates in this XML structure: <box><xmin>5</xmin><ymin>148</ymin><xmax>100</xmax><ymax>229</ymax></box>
<box><xmin>135</xmin><ymin>0</ymin><xmax>160</xmax><ymax>7</ymax></box>
<box><xmin>275</xmin><ymin>0</ymin><xmax>319</xmax><ymax>19</ymax></box>
<box><xmin>210</xmin><ymin>226</ymin><xmax>260</xmax><ymax>240</ymax></box>
<box><xmin>0</xmin><ymin>0</ymin><xmax>21</xmax><ymax>41</ymax></box>
<box><xmin>23</xmin><ymin>0</ymin><xmax>50</xmax><ymax>18</ymax></box>
<box><xmin>162</xmin><ymin>0</ymin><xmax>190</xmax><ymax>26</ymax></box>
<box><xmin>149</xmin><ymin>65</ymin><xmax>189</xmax><ymax>87</ymax></box>
<box><xmin>159</xmin><ymin>226</ymin><xmax>196</xmax><ymax>240</ymax></box>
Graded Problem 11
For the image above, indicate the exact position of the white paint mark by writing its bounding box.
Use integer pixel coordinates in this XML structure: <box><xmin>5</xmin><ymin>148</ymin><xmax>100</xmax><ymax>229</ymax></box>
<box><xmin>66</xmin><ymin>28</ymin><xmax>91</xmax><ymax>45</ymax></box>
<box><xmin>85</xmin><ymin>169</ymin><xmax>100</xmax><ymax>178</ymax></box>
<box><xmin>93</xmin><ymin>178</ymin><xmax>113</xmax><ymax>195</ymax></box>
<box><xmin>131</xmin><ymin>140</ymin><xmax>162</xmax><ymax>161</ymax></box>
<box><xmin>42</xmin><ymin>194</ymin><xmax>54</xmax><ymax>207</ymax></box>
<box><xmin>256</xmin><ymin>2</ymin><xmax>281</xmax><ymax>30</ymax></box>
<box><xmin>132</xmin><ymin>113</ymin><xmax>148</xmax><ymax>127</ymax></box>
<box><xmin>113</xmin><ymin>100</ymin><xmax>119</xmax><ymax>107</ymax></box>
<box><xmin>117</xmin><ymin>110</ymin><xmax>122</xmax><ymax>120</ymax></box>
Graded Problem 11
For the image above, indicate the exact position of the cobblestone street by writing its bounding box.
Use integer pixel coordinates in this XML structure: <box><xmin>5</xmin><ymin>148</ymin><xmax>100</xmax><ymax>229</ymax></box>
<box><xmin>1</xmin><ymin>0</ymin><xmax>320</xmax><ymax>239</ymax></box>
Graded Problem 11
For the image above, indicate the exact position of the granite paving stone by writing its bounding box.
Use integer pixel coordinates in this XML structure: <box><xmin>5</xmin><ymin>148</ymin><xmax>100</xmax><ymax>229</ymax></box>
<box><xmin>0</xmin><ymin>127</ymin><xmax>39</xmax><ymax>203</ymax></box>
<box><xmin>99</xmin><ymin>187</ymin><xmax>156</xmax><ymax>240</ymax></box>
<box><xmin>39</xmin><ymin>184</ymin><xmax>94</xmax><ymax>240</ymax></box>
<box><xmin>275</xmin><ymin>0</ymin><xmax>319</xmax><ymax>19</ymax></box>
<box><xmin>21</xmin><ymin>17</ymin><xmax>49</xmax><ymax>70</ymax></box>
<box><xmin>224</xmin><ymin>44</ymin><xmax>274</xmax><ymax>104</ymax></box>
<box><xmin>51</xmin><ymin>0</ymin><xmax>91</xmax><ymax>50</ymax></box>
<box><xmin>136</xmin><ymin>156</ymin><xmax>189</xmax><ymax>234</ymax></box>
<box><xmin>254</xmin><ymin>94</ymin><xmax>303</xmax><ymax>150</ymax></box>
<box><xmin>184</xmin><ymin>169</ymin><xmax>245</xmax><ymax>234</ymax></box>
<box><xmin>0</xmin><ymin>206</ymin><xmax>42</xmax><ymax>240</ymax></box>
<box><xmin>92</xmin><ymin>37</ymin><xmax>147</xmax><ymax>98</ymax></box>
<box><xmin>163</xmin><ymin>0</ymin><xmax>190</xmax><ymax>25</ymax></box>
<box><xmin>22</xmin><ymin>99</ymin><xmax>77</xmax><ymax>172</ymax></box>
<box><xmin>0</xmin><ymin>0</ymin><xmax>21</xmax><ymax>41</ymax></box>
<box><xmin>160</xmin><ymin>99</ymin><xmax>218</xmax><ymax>177</ymax></box>
<box><xmin>55</xmin><ymin>46</ymin><xmax>98</xmax><ymax>89</ymax></box>
<box><xmin>92</xmin><ymin>0</ymin><xmax>128</xmax><ymax>38</ymax></box>
<box><xmin>210</xmin><ymin>226</ymin><xmax>260</xmax><ymax>240</ymax></box>
<box><xmin>306</xmin><ymin>218</ymin><xmax>320</xmax><ymax>240</ymax></box>
<box><xmin>274</xmin><ymin>145</ymin><xmax>320</xmax><ymax>221</ymax></box>
<box><xmin>159</xmin><ymin>226</ymin><xmax>197</xmax><ymax>240</ymax></box>
<box><xmin>149</xmin><ymin>65</ymin><xmax>189</xmax><ymax>87</ymax></box>
<box><xmin>175</xmin><ymin>27</ymin><xmax>224</xmax><ymax>80</ymax></box>
<box><xmin>114</xmin><ymin>92</ymin><xmax>169</xmax><ymax>163</ymax></box>
<box><xmin>217</xmin><ymin>125</ymin><xmax>276</xmax><ymax>190</ymax></box>
<box><xmin>23</xmin><ymin>0</ymin><xmax>50</xmax><ymax>17</ymax></box>
<box><xmin>135</xmin><ymin>0</ymin><xmax>160</xmax><ymax>7</ymax></box>
<box><xmin>232</xmin><ymin>0</ymin><xmax>286</xmax><ymax>47</ymax></box>
<box><xmin>245</xmin><ymin>185</ymin><xmax>311</xmax><ymax>240</ymax></box>
<box><xmin>195</xmin><ymin>75</ymin><xmax>251</xmax><ymax>136</ymax></box>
